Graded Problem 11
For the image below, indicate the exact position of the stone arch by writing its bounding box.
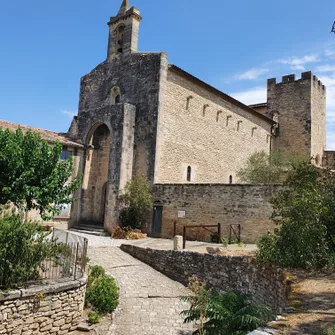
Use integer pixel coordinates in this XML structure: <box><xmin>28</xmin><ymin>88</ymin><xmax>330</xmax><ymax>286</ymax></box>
<box><xmin>81</xmin><ymin>123</ymin><xmax>111</xmax><ymax>226</ymax></box>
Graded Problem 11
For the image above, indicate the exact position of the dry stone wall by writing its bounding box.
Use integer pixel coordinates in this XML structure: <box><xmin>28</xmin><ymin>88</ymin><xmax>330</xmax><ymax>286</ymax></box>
<box><xmin>121</xmin><ymin>245</ymin><xmax>289</xmax><ymax>314</ymax></box>
<box><xmin>0</xmin><ymin>276</ymin><xmax>87</xmax><ymax>335</ymax></box>
<box><xmin>152</xmin><ymin>184</ymin><xmax>281</xmax><ymax>243</ymax></box>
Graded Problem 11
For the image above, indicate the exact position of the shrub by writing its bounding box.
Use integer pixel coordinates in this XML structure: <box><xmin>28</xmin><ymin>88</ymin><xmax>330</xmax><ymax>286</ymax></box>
<box><xmin>88</xmin><ymin>311</ymin><xmax>102</xmax><ymax>324</ymax></box>
<box><xmin>210</xmin><ymin>233</ymin><xmax>220</xmax><ymax>244</ymax></box>
<box><xmin>86</xmin><ymin>275</ymin><xmax>119</xmax><ymax>314</ymax></box>
<box><xmin>0</xmin><ymin>214</ymin><xmax>58</xmax><ymax>289</ymax></box>
<box><xmin>90</xmin><ymin>265</ymin><xmax>105</xmax><ymax>280</ymax></box>
<box><xmin>181</xmin><ymin>276</ymin><xmax>272</xmax><ymax>335</ymax></box>
<box><xmin>119</xmin><ymin>175</ymin><xmax>153</xmax><ymax>229</ymax></box>
<box><xmin>257</xmin><ymin>162</ymin><xmax>334</xmax><ymax>269</ymax></box>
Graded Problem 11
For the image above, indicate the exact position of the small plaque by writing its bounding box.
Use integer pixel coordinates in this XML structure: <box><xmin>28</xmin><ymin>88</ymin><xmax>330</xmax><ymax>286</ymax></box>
<box><xmin>178</xmin><ymin>211</ymin><xmax>186</xmax><ymax>218</ymax></box>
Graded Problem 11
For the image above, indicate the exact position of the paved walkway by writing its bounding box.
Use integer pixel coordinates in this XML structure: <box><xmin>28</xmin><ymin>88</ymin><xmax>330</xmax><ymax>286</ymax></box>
<box><xmin>88</xmin><ymin>246</ymin><xmax>195</xmax><ymax>335</ymax></box>
<box><xmin>70</xmin><ymin>231</ymin><xmax>257</xmax><ymax>253</ymax></box>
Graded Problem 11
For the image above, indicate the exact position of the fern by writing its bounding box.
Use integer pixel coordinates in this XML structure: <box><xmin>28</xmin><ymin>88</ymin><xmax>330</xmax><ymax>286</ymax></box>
<box><xmin>181</xmin><ymin>281</ymin><xmax>272</xmax><ymax>335</ymax></box>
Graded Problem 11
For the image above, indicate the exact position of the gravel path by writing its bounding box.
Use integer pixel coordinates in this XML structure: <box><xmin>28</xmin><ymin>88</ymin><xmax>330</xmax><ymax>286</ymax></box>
<box><xmin>87</xmin><ymin>246</ymin><xmax>195</xmax><ymax>335</ymax></box>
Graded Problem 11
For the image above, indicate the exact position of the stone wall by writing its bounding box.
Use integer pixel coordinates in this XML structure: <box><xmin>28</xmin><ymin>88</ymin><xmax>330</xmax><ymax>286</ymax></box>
<box><xmin>152</xmin><ymin>184</ymin><xmax>281</xmax><ymax>243</ymax></box>
<box><xmin>0</xmin><ymin>276</ymin><xmax>87</xmax><ymax>335</ymax></box>
<box><xmin>154</xmin><ymin>66</ymin><xmax>273</xmax><ymax>184</ymax></box>
<box><xmin>121</xmin><ymin>245</ymin><xmax>289</xmax><ymax>314</ymax></box>
<box><xmin>323</xmin><ymin>151</ymin><xmax>335</xmax><ymax>169</ymax></box>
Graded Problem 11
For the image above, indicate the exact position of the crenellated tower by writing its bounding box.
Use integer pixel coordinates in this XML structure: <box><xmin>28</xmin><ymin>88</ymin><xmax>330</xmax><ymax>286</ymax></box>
<box><xmin>107</xmin><ymin>0</ymin><xmax>142</xmax><ymax>60</ymax></box>
<box><xmin>267</xmin><ymin>72</ymin><xmax>326</xmax><ymax>165</ymax></box>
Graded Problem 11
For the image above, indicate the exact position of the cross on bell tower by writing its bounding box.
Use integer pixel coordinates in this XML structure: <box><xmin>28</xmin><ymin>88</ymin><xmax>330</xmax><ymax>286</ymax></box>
<box><xmin>107</xmin><ymin>0</ymin><xmax>142</xmax><ymax>60</ymax></box>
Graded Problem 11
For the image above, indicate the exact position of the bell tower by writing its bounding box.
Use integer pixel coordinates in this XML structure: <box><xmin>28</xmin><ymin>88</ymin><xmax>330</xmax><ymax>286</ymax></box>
<box><xmin>107</xmin><ymin>0</ymin><xmax>142</xmax><ymax>60</ymax></box>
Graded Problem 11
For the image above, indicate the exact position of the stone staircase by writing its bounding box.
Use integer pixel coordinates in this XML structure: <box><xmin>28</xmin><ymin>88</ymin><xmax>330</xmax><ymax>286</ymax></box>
<box><xmin>70</xmin><ymin>223</ymin><xmax>110</xmax><ymax>237</ymax></box>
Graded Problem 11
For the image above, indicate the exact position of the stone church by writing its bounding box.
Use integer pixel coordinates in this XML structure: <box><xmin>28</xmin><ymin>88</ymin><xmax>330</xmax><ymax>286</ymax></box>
<box><xmin>1</xmin><ymin>0</ymin><xmax>331</xmax><ymax>241</ymax></box>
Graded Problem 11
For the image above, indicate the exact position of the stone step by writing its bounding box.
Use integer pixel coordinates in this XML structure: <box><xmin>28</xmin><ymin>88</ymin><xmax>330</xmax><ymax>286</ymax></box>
<box><xmin>70</xmin><ymin>225</ymin><xmax>110</xmax><ymax>237</ymax></box>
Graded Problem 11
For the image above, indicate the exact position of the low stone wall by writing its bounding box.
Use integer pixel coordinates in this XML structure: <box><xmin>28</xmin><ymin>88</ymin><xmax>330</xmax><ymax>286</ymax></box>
<box><xmin>0</xmin><ymin>275</ymin><xmax>87</xmax><ymax>335</ymax></box>
<box><xmin>152</xmin><ymin>184</ymin><xmax>282</xmax><ymax>243</ymax></box>
<box><xmin>121</xmin><ymin>245</ymin><xmax>289</xmax><ymax>314</ymax></box>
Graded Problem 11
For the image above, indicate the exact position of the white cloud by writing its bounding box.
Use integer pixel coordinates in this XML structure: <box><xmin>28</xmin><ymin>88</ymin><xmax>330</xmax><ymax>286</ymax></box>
<box><xmin>325</xmin><ymin>49</ymin><xmax>335</xmax><ymax>57</ymax></box>
<box><xmin>316</xmin><ymin>65</ymin><xmax>335</xmax><ymax>73</ymax></box>
<box><xmin>279</xmin><ymin>54</ymin><xmax>318</xmax><ymax>71</ymax></box>
<box><xmin>230</xmin><ymin>86</ymin><xmax>267</xmax><ymax>105</ymax></box>
<box><xmin>61</xmin><ymin>110</ymin><xmax>77</xmax><ymax>118</ymax></box>
<box><xmin>234</xmin><ymin>68</ymin><xmax>269</xmax><ymax>81</ymax></box>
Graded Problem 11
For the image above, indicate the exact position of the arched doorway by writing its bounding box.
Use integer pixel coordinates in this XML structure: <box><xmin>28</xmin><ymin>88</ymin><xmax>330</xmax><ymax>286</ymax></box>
<box><xmin>81</xmin><ymin>124</ymin><xmax>111</xmax><ymax>226</ymax></box>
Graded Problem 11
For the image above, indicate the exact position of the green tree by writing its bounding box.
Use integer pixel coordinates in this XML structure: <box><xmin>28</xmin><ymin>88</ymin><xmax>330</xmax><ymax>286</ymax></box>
<box><xmin>181</xmin><ymin>276</ymin><xmax>271</xmax><ymax>335</ymax></box>
<box><xmin>257</xmin><ymin>162</ymin><xmax>335</xmax><ymax>269</ymax></box>
<box><xmin>119</xmin><ymin>175</ymin><xmax>153</xmax><ymax>229</ymax></box>
<box><xmin>237</xmin><ymin>150</ymin><xmax>308</xmax><ymax>184</ymax></box>
<box><xmin>0</xmin><ymin>127</ymin><xmax>81</xmax><ymax>220</ymax></box>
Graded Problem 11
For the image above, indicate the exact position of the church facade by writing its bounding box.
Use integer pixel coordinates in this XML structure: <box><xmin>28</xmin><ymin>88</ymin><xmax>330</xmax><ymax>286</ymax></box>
<box><xmin>67</xmin><ymin>0</ymin><xmax>327</xmax><ymax>236</ymax></box>
<box><xmin>1</xmin><ymin>1</ymin><xmax>330</xmax><ymax>241</ymax></box>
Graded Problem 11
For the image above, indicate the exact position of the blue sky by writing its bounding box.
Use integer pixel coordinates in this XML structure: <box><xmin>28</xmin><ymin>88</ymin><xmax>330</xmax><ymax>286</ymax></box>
<box><xmin>1</xmin><ymin>0</ymin><xmax>335</xmax><ymax>147</ymax></box>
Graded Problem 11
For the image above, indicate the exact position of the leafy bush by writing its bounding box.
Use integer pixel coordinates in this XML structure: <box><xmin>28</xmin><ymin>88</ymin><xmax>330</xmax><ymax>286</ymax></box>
<box><xmin>210</xmin><ymin>233</ymin><xmax>220</xmax><ymax>244</ymax></box>
<box><xmin>86</xmin><ymin>266</ymin><xmax>119</xmax><ymax>314</ymax></box>
<box><xmin>90</xmin><ymin>265</ymin><xmax>105</xmax><ymax>280</ymax></box>
<box><xmin>119</xmin><ymin>175</ymin><xmax>153</xmax><ymax>229</ymax></box>
<box><xmin>181</xmin><ymin>276</ymin><xmax>271</xmax><ymax>335</ymax></box>
<box><xmin>86</xmin><ymin>274</ymin><xmax>119</xmax><ymax>314</ymax></box>
<box><xmin>220</xmin><ymin>237</ymin><xmax>228</xmax><ymax>247</ymax></box>
<box><xmin>257</xmin><ymin>162</ymin><xmax>334</xmax><ymax>269</ymax></box>
<box><xmin>88</xmin><ymin>311</ymin><xmax>102</xmax><ymax>324</ymax></box>
<box><xmin>0</xmin><ymin>214</ymin><xmax>58</xmax><ymax>289</ymax></box>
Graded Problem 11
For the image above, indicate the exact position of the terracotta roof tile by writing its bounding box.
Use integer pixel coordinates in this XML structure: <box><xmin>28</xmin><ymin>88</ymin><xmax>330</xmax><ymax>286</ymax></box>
<box><xmin>0</xmin><ymin>120</ymin><xmax>84</xmax><ymax>148</ymax></box>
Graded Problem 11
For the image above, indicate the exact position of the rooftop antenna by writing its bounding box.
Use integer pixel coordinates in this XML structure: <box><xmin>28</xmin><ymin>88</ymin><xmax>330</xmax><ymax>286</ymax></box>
<box><xmin>331</xmin><ymin>21</ymin><xmax>335</xmax><ymax>34</ymax></box>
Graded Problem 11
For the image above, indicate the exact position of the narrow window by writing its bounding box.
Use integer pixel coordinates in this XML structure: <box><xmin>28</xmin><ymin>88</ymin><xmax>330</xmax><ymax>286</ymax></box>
<box><xmin>187</xmin><ymin>166</ymin><xmax>192</xmax><ymax>182</ymax></box>
<box><xmin>226</xmin><ymin>115</ymin><xmax>232</xmax><ymax>126</ymax></box>
<box><xmin>252</xmin><ymin>127</ymin><xmax>257</xmax><ymax>137</ymax></box>
<box><xmin>237</xmin><ymin>120</ymin><xmax>242</xmax><ymax>131</ymax></box>
<box><xmin>116</xmin><ymin>25</ymin><xmax>125</xmax><ymax>54</ymax></box>
<box><xmin>203</xmin><ymin>104</ymin><xmax>209</xmax><ymax>116</ymax></box>
<box><xmin>110</xmin><ymin>86</ymin><xmax>121</xmax><ymax>104</ymax></box>
<box><xmin>216</xmin><ymin>110</ymin><xmax>222</xmax><ymax>122</ymax></box>
<box><xmin>186</xmin><ymin>96</ymin><xmax>193</xmax><ymax>110</ymax></box>
<box><xmin>229</xmin><ymin>175</ymin><xmax>233</xmax><ymax>184</ymax></box>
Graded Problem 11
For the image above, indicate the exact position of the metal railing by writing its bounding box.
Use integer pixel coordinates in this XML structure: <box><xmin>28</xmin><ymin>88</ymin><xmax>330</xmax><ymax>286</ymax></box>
<box><xmin>182</xmin><ymin>223</ymin><xmax>222</xmax><ymax>249</ymax></box>
<box><xmin>0</xmin><ymin>229</ymin><xmax>88</xmax><ymax>289</ymax></box>
<box><xmin>49</xmin><ymin>228</ymin><xmax>88</xmax><ymax>281</ymax></box>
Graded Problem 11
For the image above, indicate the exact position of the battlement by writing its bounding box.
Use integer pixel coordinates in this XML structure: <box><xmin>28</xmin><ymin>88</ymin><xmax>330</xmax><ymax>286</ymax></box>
<box><xmin>267</xmin><ymin>71</ymin><xmax>326</xmax><ymax>91</ymax></box>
